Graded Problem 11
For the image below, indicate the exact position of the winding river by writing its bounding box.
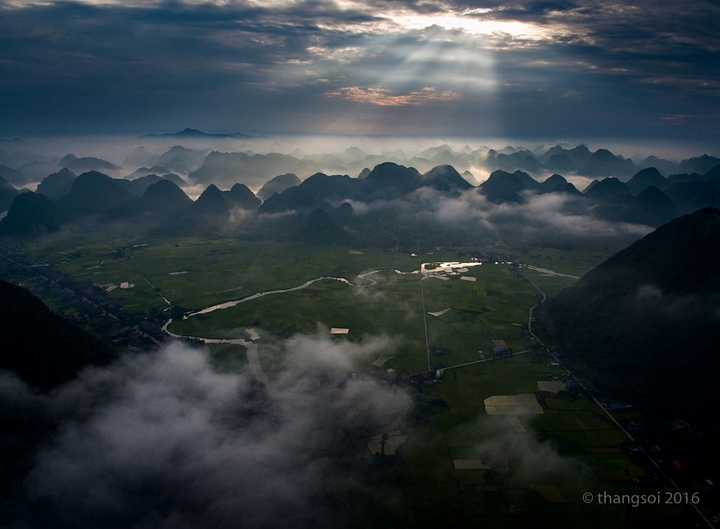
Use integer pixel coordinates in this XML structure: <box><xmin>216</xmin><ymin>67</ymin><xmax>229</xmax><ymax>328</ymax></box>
<box><xmin>162</xmin><ymin>262</ymin><xmax>573</xmax><ymax>380</ymax></box>
<box><xmin>161</xmin><ymin>270</ymin><xmax>387</xmax><ymax>381</ymax></box>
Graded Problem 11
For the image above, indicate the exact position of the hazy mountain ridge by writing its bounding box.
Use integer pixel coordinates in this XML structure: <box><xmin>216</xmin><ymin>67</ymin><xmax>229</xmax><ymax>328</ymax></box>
<box><xmin>2</xmin><ymin>139</ymin><xmax>718</xmax><ymax>191</ymax></box>
<box><xmin>257</xmin><ymin>173</ymin><xmax>302</xmax><ymax>201</ymax></box>
<box><xmin>3</xmin><ymin>137</ymin><xmax>720</xmax><ymax>248</ymax></box>
<box><xmin>189</xmin><ymin>151</ymin><xmax>325</xmax><ymax>189</ymax></box>
<box><xmin>3</xmin><ymin>159</ymin><xmax>720</xmax><ymax>244</ymax></box>
<box><xmin>140</xmin><ymin>128</ymin><xmax>261</xmax><ymax>140</ymax></box>
<box><xmin>0</xmin><ymin>174</ymin><xmax>20</xmax><ymax>211</ymax></box>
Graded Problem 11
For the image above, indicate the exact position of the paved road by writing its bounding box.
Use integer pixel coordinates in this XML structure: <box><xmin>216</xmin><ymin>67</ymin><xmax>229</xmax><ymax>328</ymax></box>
<box><xmin>520</xmin><ymin>269</ymin><xmax>714</xmax><ymax>529</ymax></box>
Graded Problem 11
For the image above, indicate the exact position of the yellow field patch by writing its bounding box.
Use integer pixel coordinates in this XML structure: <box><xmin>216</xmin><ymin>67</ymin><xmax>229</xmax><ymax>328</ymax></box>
<box><xmin>484</xmin><ymin>394</ymin><xmax>544</xmax><ymax>415</ymax></box>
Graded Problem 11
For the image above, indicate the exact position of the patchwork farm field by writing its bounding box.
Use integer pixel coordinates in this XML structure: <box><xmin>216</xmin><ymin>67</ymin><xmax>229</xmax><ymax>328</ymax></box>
<box><xmin>9</xmin><ymin>234</ymin><xmax>686</xmax><ymax>527</ymax></box>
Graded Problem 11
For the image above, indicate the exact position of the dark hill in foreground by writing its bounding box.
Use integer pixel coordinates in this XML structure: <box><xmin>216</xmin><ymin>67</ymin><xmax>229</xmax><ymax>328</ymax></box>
<box><xmin>0</xmin><ymin>280</ymin><xmax>115</xmax><ymax>390</ymax></box>
<box><xmin>545</xmin><ymin>208</ymin><xmax>720</xmax><ymax>426</ymax></box>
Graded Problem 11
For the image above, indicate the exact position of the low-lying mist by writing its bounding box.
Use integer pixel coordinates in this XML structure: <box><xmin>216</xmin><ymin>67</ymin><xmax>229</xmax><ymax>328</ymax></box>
<box><xmin>0</xmin><ymin>333</ymin><xmax>600</xmax><ymax>529</ymax></box>
<box><xmin>3</xmin><ymin>336</ymin><xmax>411</xmax><ymax>529</ymax></box>
<box><xmin>3</xmin><ymin>133</ymin><xmax>712</xmax><ymax>190</ymax></box>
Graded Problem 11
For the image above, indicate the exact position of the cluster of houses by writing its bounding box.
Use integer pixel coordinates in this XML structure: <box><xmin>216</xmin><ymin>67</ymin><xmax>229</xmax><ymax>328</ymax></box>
<box><xmin>2</xmin><ymin>250</ymin><xmax>165</xmax><ymax>351</ymax></box>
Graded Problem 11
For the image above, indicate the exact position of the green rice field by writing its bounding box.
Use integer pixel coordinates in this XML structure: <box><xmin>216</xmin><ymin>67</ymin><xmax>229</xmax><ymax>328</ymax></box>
<box><xmin>9</xmin><ymin>234</ymin><xmax>685</xmax><ymax>527</ymax></box>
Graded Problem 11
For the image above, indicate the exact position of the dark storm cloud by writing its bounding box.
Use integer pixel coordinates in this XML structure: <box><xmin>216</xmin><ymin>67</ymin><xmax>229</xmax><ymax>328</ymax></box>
<box><xmin>475</xmin><ymin>0</ymin><xmax>720</xmax><ymax>86</ymax></box>
<box><xmin>0</xmin><ymin>0</ymin><xmax>718</xmax><ymax>140</ymax></box>
<box><xmin>0</xmin><ymin>1</ymin><xmax>377</xmax><ymax>133</ymax></box>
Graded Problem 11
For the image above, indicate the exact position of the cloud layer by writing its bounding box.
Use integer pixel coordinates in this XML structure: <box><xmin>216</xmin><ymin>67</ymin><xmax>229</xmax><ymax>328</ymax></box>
<box><xmin>16</xmin><ymin>338</ymin><xmax>410</xmax><ymax>529</ymax></box>
<box><xmin>346</xmin><ymin>186</ymin><xmax>652</xmax><ymax>243</ymax></box>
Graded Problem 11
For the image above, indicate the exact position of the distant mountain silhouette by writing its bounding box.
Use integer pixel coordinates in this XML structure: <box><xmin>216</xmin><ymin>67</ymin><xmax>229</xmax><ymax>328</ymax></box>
<box><xmin>357</xmin><ymin>168</ymin><xmax>371</xmax><ymax>179</ymax></box>
<box><xmin>18</xmin><ymin>160</ymin><xmax>58</xmax><ymax>182</ymax></box>
<box><xmin>140</xmin><ymin>179</ymin><xmax>192</xmax><ymax>217</ymax></box>
<box><xmin>666</xmin><ymin>164</ymin><xmax>720</xmax><ymax>187</ymax></box>
<box><xmin>140</xmin><ymin>128</ymin><xmax>258</xmax><ymax>139</ymax></box>
<box><xmin>425</xmin><ymin>149</ymin><xmax>475</xmax><ymax>169</ymax></box>
<box><xmin>257</xmin><ymin>173</ymin><xmax>301</xmax><ymax>201</ymax></box>
<box><xmin>127</xmin><ymin>165</ymin><xmax>172</xmax><ymax>179</ymax></box>
<box><xmin>113</xmin><ymin>173</ymin><xmax>187</xmax><ymax>196</ymax></box>
<box><xmin>0</xmin><ymin>174</ymin><xmax>19</xmax><ymax>211</ymax></box>
<box><xmin>61</xmin><ymin>155</ymin><xmax>118</xmax><ymax>175</ymax></box>
<box><xmin>58</xmin><ymin>171</ymin><xmax>135</xmax><ymax>217</ymax></box>
<box><xmin>333</xmin><ymin>202</ymin><xmax>354</xmax><ymax>223</ymax></box>
<box><xmin>583</xmin><ymin>177</ymin><xmax>678</xmax><ymax>226</ymax></box>
<box><xmin>678</xmin><ymin>154</ymin><xmax>720</xmax><ymax>175</ymax></box>
<box><xmin>537</xmin><ymin>174</ymin><xmax>581</xmax><ymax>195</ymax></box>
<box><xmin>156</xmin><ymin>145</ymin><xmax>208</xmax><ymax>174</ymax></box>
<box><xmin>658</xmin><ymin>166</ymin><xmax>720</xmax><ymax>214</ymax></box>
<box><xmin>0</xmin><ymin>164</ymin><xmax>26</xmax><ymax>186</ymax></box>
<box><xmin>538</xmin><ymin>144</ymin><xmax>591</xmax><ymax>167</ymax></box>
<box><xmin>299</xmin><ymin>207</ymin><xmax>353</xmax><ymax>245</ymax></box>
<box><xmin>304</xmin><ymin>153</ymin><xmax>349</xmax><ymax>172</ymax></box>
<box><xmin>361</xmin><ymin>162</ymin><xmax>422</xmax><ymax>199</ymax></box>
<box><xmin>546</xmin><ymin>208</ymin><xmax>720</xmax><ymax>423</ymax></box>
<box><xmin>191</xmin><ymin>184</ymin><xmax>231</xmax><ymax>216</ymax></box>
<box><xmin>583</xmin><ymin>177</ymin><xmax>631</xmax><ymax>201</ymax></box>
<box><xmin>480</xmin><ymin>145</ymin><xmax>637</xmax><ymax>179</ymax></box>
<box><xmin>5</xmin><ymin>150</ymin><xmax>718</xmax><ymax>240</ymax></box>
<box><xmin>123</xmin><ymin>146</ymin><xmax>157</xmax><ymax>168</ymax></box>
<box><xmin>629</xmin><ymin>186</ymin><xmax>679</xmax><ymax>226</ymax></box>
<box><xmin>636</xmin><ymin>155</ymin><xmax>677</xmax><ymax>176</ymax></box>
<box><xmin>225</xmin><ymin>183</ymin><xmax>261</xmax><ymax>210</ymax></box>
<box><xmin>0</xmin><ymin>280</ymin><xmax>114</xmax><ymax>390</ymax></box>
<box><xmin>420</xmin><ymin>144</ymin><xmax>455</xmax><ymax>159</ymax></box>
<box><xmin>580</xmin><ymin>149</ymin><xmax>636</xmax><ymax>179</ymax></box>
<box><xmin>36</xmin><ymin>168</ymin><xmax>76</xmax><ymax>200</ymax></box>
<box><xmin>421</xmin><ymin>165</ymin><xmax>474</xmax><ymax>193</ymax></box>
<box><xmin>461</xmin><ymin>170</ymin><xmax>479</xmax><ymax>186</ymax></box>
<box><xmin>626</xmin><ymin>167</ymin><xmax>666</xmax><ymax>195</ymax></box>
<box><xmin>115</xmin><ymin>174</ymin><xmax>166</xmax><ymax>196</ymax></box>
<box><xmin>259</xmin><ymin>173</ymin><xmax>356</xmax><ymax>214</ymax></box>
<box><xmin>190</xmin><ymin>152</ymin><xmax>322</xmax><ymax>189</ymax></box>
<box><xmin>543</xmin><ymin>154</ymin><xmax>578</xmax><ymax>172</ymax></box>
<box><xmin>704</xmin><ymin>164</ymin><xmax>720</xmax><ymax>182</ymax></box>
<box><xmin>665</xmin><ymin>181</ymin><xmax>718</xmax><ymax>214</ymax></box>
<box><xmin>342</xmin><ymin>146</ymin><xmax>368</xmax><ymax>162</ymax></box>
<box><xmin>479</xmin><ymin>170</ymin><xmax>538</xmax><ymax>203</ymax></box>
<box><xmin>0</xmin><ymin>192</ymin><xmax>63</xmax><ymax>235</ymax></box>
<box><xmin>486</xmin><ymin>149</ymin><xmax>543</xmax><ymax>173</ymax></box>
<box><xmin>160</xmin><ymin>184</ymin><xmax>235</xmax><ymax>235</ymax></box>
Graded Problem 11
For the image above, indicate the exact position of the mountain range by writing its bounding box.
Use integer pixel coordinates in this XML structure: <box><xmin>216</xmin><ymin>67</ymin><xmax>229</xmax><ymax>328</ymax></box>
<box><xmin>2</xmin><ymin>158</ymin><xmax>720</xmax><ymax>244</ymax></box>
<box><xmin>3</xmin><ymin>140</ymin><xmax>720</xmax><ymax>199</ymax></box>
<box><xmin>139</xmin><ymin>128</ymin><xmax>260</xmax><ymax>139</ymax></box>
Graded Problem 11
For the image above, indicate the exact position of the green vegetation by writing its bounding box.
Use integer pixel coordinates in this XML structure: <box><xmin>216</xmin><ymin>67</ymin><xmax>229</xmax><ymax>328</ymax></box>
<box><xmin>521</xmin><ymin>270</ymin><xmax>578</xmax><ymax>297</ymax></box>
<box><xmin>205</xmin><ymin>343</ymin><xmax>248</xmax><ymax>370</ymax></box>
<box><xmin>19</xmin><ymin>235</ymin><xmax>420</xmax><ymax>313</ymax></box>
<box><xmin>0</xmin><ymin>279</ymin><xmax>114</xmax><ymax>389</ymax></box>
<box><xmin>4</xmin><ymin>233</ymin><xmax>682</xmax><ymax>527</ymax></box>
<box><xmin>519</xmin><ymin>246</ymin><xmax>614</xmax><ymax>277</ymax></box>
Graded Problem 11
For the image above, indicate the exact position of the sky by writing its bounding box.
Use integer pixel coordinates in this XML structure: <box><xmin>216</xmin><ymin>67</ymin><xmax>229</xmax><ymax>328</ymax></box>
<box><xmin>1</xmin><ymin>0</ymin><xmax>719</xmax><ymax>144</ymax></box>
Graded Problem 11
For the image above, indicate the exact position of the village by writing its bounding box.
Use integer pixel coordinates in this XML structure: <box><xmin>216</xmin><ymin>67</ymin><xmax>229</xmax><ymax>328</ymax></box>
<box><xmin>1</xmin><ymin>248</ymin><xmax>166</xmax><ymax>352</ymax></box>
